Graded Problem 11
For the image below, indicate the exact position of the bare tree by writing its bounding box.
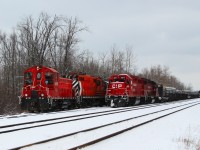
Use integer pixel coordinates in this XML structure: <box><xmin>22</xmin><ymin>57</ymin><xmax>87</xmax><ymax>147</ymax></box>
<box><xmin>0</xmin><ymin>31</ymin><xmax>21</xmax><ymax>114</ymax></box>
<box><xmin>61</xmin><ymin>17</ymin><xmax>87</xmax><ymax>74</ymax></box>
<box><xmin>140</xmin><ymin>65</ymin><xmax>189</xmax><ymax>90</ymax></box>
<box><xmin>0</xmin><ymin>13</ymin><xmax>87</xmax><ymax>114</ymax></box>
<box><xmin>124</xmin><ymin>45</ymin><xmax>136</xmax><ymax>73</ymax></box>
<box><xmin>17</xmin><ymin>13</ymin><xmax>61</xmax><ymax>66</ymax></box>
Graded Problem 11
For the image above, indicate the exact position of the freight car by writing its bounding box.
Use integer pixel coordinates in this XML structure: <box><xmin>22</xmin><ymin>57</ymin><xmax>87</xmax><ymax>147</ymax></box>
<box><xmin>19</xmin><ymin>66</ymin><xmax>106</xmax><ymax>112</ymax></box>
<box><xmin>105</xmin><ymin>74</ymin><xmax>161</xmax><ymax>107</ymax></box>
<box><xmin>162</xmin><ymin>87</ymin><xmax>199</xmax><ymax>101</ymax></box>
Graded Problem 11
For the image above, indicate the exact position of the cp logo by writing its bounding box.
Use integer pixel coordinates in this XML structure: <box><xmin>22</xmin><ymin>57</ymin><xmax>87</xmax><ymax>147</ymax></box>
<box><xmin>112</xmin><ymin>84</ymin><xmax>122</xmax><ymax>88</ymax></box>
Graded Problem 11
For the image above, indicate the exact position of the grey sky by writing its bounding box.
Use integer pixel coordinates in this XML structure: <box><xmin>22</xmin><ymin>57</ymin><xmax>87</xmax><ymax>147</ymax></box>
<box><xmin>1</xmin><ymin>0</ymin><xmax>200</xmax><ymax>90</ymax></box>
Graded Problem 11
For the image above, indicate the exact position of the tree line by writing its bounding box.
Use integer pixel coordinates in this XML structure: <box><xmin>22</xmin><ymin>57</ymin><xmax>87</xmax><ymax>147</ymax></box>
<box><xmin>0</xmin><ymin>12</ymin><xmax>191</xmax><ymax>115</ymax></box>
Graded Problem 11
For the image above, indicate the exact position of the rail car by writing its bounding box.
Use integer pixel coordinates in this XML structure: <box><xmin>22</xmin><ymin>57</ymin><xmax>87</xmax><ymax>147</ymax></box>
<box><xmin>19</xmin><ymin>66</ymin><xmax>74</xmax><ymax>112</ymax></box>
<box><xmin>19</xmin><ymin>66</ymin><xmax>199</xmax><ymax>111</ymax></box>
<box><xmin>162</xmin><ymin>87</ymin><xmax>200</xmax><ymax>101</ymax></box>
<box><xmin>67</xmin><ymin>72</ymin><xmax>106</xmax><ymax>107</ymax></box>
<box><xmin>105</xmin><ymin>74</ymin><xmax>199</xmax><ymax>107</ymax></box>
<box><xmin>19</xmin><ymin>66</ymin><xmax>106</xmax><ymax>112</ymax></box>
<box><xmin>105</xmin><ymin>74</ymin><xmax>161</xmax><ymax>107</ymax></box>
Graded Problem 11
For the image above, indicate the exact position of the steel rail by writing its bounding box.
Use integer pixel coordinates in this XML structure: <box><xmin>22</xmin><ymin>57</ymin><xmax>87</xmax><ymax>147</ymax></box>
<box><xmin>10</xmin><ymin>101</ymin><xmax>200</xmax><ymax>150</ymax></box>
<box><xmin>0</xmin><ymin>100</ymin><xmax>196</xmax><ymax>135</ymax></box>
<box><xmin>0</xmin><ymin>99</ymin><xmax>190</xmax><ymax>129</ymax></box>
<box><xmin>69</xmin><ymin>102</ymin><xmax>200</xmax><ymax>150</ymax></box>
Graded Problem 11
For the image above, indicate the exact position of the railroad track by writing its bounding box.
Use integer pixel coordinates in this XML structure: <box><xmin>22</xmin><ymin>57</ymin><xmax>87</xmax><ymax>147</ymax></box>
<box><xmin>0</xmin><ymin>99</ymin><xmax>191</xmax><ymax>120</ymax></box>
<box><xmin>0</xmin><ymin>99</ymin><xmax>193</xmax><ymax>134</ymax></box>
<box><xmin>3</xmin><ymin>99</ymin><xmax>199</xmax><ymax>150</ymax></box>
<box><xmin>69</xmin><ymin>101</ymin><xmax>200</xmax><ymax>150</ymax></box>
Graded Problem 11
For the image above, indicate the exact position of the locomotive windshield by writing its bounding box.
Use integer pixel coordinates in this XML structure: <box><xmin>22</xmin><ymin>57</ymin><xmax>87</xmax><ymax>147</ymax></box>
<box><xmin>37</xmin><ymin>72</ymin><xmax>42</xmax><ymax>80</ymax></box>
<box><xmin>119</xmin><ymin>76</ymin><xmax>125</xmax><ymax>82</ymax></box>
<box><xmin>24</xmin><ymin>72</ymin><xmax>33</xmax><ymax>85</ymax></box>
<box><xmin>45</xmin><ymin>72</ymin><xmax>53</xmax><ymax>84</ymax></box>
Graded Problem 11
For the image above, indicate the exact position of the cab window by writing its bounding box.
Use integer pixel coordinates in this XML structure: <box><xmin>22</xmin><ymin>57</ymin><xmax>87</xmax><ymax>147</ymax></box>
<box><xmin>96</xmin><ymin>80</ymin><xmax>101</xmax><ymax>86</ymax></box>
<box><xmin>24</xmin><ymin>72</ymin><xmax>33</xmax><ymax>85</ymax></box>
<box><xmin>114</xmin><ymin>77</ymin><xmax>118</xmax><ymax>82</ymax></box>
<box><xmin>120</xmin><ymin>76</ymin><xmax>125</xmax><ymax>82</ymax></box>
<box><xmin>37</xmin><ymin>72</ymin><xmax>42</xmax><ymax>80</ymax></box>
<box><xmin>45</xmin><ymin>72</ymin><xmax>53</xmax><ymax>84</ymax></box>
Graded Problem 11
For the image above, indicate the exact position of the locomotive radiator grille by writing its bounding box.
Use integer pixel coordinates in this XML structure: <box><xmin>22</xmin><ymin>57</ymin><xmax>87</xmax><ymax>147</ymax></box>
<box><xmin>31</xmin><ymin>90</ymin><xmax>38</xmax><ymax>99</ymax></box>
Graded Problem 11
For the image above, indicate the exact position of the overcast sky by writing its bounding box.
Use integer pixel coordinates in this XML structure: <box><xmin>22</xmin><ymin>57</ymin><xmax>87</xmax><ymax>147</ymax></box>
<box><xmin>1</xmin><ymin>0</ymin><xmax>200</xmax><ymax>90</ymax></box>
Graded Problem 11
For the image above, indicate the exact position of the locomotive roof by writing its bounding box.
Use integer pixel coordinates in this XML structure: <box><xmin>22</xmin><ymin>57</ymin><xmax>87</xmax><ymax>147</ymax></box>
<box><xmin>68</xmin><ymin>72</ymin><xmax>102</xmax><ymax>79</ymax></box>
<box><xmin>108</xmin><ymin>74</ymin><xmax>158</xmax><ymax>85</ymax></box>
<box><xmin>24</xmin><ymin>66</ymin><xmax>58</xmax><ymax>73</ymax></box>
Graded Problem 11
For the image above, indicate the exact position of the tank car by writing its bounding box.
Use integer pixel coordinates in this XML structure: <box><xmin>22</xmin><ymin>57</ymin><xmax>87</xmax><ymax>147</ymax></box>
<box><xmin>105</xmin><ymin>74</ymin><xmax>161</xmax><ymax>107</ymax></box>
<box><xmin>19</xmin><ymin>66</ymin><xmax>74</xmax><ymax>112</ymax></box>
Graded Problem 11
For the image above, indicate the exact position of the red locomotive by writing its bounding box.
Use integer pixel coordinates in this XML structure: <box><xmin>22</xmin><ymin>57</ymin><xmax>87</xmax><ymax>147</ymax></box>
<box><xmin>105</xmin><ymin>74</ymin><xmax>161</xmax><ymax>107</ymax></box>
<box><xmin>20</xmin><ymin>66</ymin><xmax>198</xmax><ymax>111</ymax></box>
<box><xmin>67</xmin><ymin>72</ymin><xmax>106</xmax><ymax>107</ymax></box>
<box><xmin>19</xmin><ymin>66</ymin><xmax>106</xmax><ymax>112</ymax></box>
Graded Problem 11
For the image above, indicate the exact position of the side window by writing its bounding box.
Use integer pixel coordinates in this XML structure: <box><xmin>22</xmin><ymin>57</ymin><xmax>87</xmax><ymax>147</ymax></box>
<box><xmin>56</xmin><ymin>73</ymin><xmax>59</xmax><ymax>81</ymax></box>
<box><xmin>24</xmin><ymin>72</ymin><xmax>33</xmax><ymax>85</ymax></box>
<box><xmin>96</xmin><ymin>80</ymin><xmax>101</xmax><ymax>86</ymax></box>
<box><xmin>45</xmin><ymin>72</ymin><xmax>54</xmax><ymax>84</ymax></box>
<box><xmin>126</xmin><ymin>80</ymin><xmax>130</xmax><ymax>85</ymax></box>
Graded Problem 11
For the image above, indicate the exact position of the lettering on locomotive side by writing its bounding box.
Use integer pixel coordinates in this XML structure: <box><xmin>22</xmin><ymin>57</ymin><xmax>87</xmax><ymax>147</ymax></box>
<box><xmin>112</xmin><ymin>84</ymin><xmax>122</xmax><ymax>88</ymax></box>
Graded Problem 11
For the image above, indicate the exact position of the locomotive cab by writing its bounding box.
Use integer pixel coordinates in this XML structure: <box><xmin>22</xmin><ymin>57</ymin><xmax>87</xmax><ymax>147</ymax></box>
<box><xmin>20</xmin><ymin>66</ymin><xmax>59</xmax><ymax>112</ymax></box>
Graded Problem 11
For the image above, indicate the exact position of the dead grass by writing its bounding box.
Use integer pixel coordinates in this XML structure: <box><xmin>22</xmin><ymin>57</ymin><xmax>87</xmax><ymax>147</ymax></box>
<box><xmin>177</xmin><ymin>137</ymin><xmax>200</xmax><ymax>150</ymax></box>
<box><xmin>176</xmin><ymin>127</ymin><xmax>200</xmax><ymax>150</ymax></box>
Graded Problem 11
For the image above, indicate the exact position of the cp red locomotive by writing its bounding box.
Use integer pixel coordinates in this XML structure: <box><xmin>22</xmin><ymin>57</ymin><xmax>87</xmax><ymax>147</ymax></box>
<box><xmin>19</xmin><ymin>66</ymin><xmax>106</xmax><ymax>112</ymax></box>
<box><xmin>20</xmin><ymin>66</ymin><xmax>74</xmax><ymax>112</ymax></box>
<box><xmin>67</xmin><ymin>72</ymin><xmax>106</xmax><ymax>107</ymax></box>
<box><xmin>105</xmin><ymin>74</ymin><xmax>161</xmax><ymax>107</ymax></box>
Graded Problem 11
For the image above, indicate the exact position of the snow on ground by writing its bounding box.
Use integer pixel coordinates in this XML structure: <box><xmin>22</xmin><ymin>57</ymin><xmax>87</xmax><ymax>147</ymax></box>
<box><xmin>23</xmin><ymin>100</ymin><xmax>199</xmax><ymax>150</ymax></box>
<box><xmin>1</xmin><ymin>100</ymin><xmax>190</xmax><ymax>149</ymax></box>
<box><xmin>0</xmin><ymin>107</ymin><xmax>111</xmax><ymax>126</ymax></box>
<box><xmin>84</xmin><ymin>99</ymin><xmax>200</xmax><ymax>150</ymax></box>
<box><xmin>0</xmin><ymin>99</ymin><xmax>199</xmax><ymax>150</ymax></box>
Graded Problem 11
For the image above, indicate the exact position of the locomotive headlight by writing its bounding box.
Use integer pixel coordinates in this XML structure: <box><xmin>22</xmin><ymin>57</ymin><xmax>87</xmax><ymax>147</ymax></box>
<box><xmin>25</xmin><ymin>94</ymin><xmax>28</xmax><ymax>97</ymax></box>
<box><xmin>41</xmin><ymin>93</ymin><xmax>44</xmax><ymax>97</ymax></box>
